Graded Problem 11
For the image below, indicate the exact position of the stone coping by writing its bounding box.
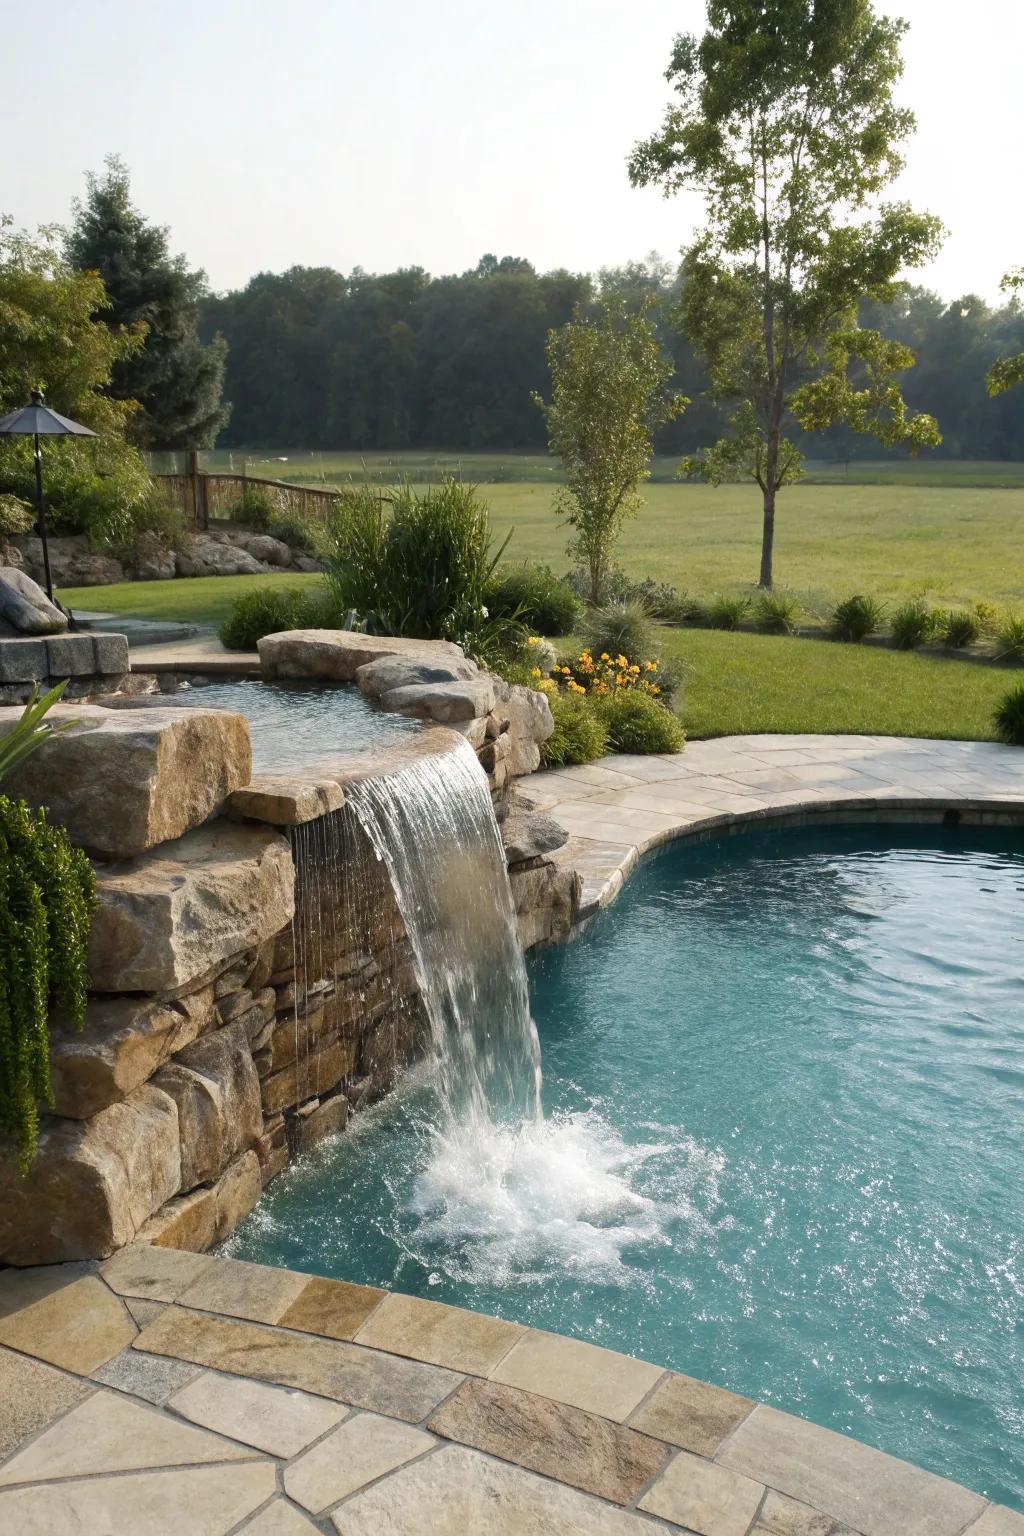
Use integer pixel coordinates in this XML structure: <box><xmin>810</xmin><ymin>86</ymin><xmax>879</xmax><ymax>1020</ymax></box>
<box><xmin>523</xmin><ymin>734</ymin><xmax>1024</xmax><ymax>918</ymax></box>
<box><xmin>0</xmin><ymin>1244</ymin><xmax>1017</xmax><ymax>1535</ymax></box>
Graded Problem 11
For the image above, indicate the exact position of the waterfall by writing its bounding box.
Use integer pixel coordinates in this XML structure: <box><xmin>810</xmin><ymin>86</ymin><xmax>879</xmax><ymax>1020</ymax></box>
<box><xmin>344</xmin><ymin>736</ymin><xmax>542</xmax><ymax>1129</ymax></box>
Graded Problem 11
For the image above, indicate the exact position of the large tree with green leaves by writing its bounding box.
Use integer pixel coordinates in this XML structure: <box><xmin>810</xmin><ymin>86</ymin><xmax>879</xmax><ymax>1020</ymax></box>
<box><xmin>534</xmin><ymin>297</ymin><xmax>686</xmax><ymax>603</ymax></box>
<box><xmin>67</xmin><ymin>157</ymin><xmax>229</xmax><ymax>450</ymax></box>
<box><xmin>630</xmin><ymin>0</ymin><xmax>944</xmax><ymax>588</ymax></box>
<box><xmin>987</xmin><ymin>269</ymin><xmax>1024</xmax><ymax>396</ymax></box>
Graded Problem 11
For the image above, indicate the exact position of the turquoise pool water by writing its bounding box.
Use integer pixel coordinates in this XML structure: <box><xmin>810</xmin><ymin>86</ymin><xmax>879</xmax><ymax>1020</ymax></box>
<box><xmin>232</xmin><ymin>823</ymin><xmax>1024</xmax><ymax>1508</ymax></box>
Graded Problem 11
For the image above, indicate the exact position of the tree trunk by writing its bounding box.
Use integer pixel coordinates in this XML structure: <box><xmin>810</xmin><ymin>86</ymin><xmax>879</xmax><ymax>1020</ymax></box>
<box><xmin>759</xmin><ymin>483</ymin><xmax>775</xmax><ymax>590</ymax></box>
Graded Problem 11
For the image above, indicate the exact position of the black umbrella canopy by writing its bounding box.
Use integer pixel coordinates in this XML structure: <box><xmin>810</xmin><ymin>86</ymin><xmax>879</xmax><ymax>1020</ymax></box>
<box><xmin>0</xmin><ymin>390</ymin><xmax>96</xmax><ymax>438</ymax></box>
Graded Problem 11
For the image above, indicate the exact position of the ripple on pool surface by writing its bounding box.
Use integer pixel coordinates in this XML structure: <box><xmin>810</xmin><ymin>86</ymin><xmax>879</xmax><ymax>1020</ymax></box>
<box><xmin>158</xmin><ymin>678</ymin><xmax>421</xmax><ymax>772</ymax></box>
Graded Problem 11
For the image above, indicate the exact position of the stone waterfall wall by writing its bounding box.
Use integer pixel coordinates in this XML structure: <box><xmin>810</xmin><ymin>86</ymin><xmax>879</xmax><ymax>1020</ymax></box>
<box><xmin>0</xmin><ymin>700</ymin><xmax>578</xmax><ymax>1268</ymax></box>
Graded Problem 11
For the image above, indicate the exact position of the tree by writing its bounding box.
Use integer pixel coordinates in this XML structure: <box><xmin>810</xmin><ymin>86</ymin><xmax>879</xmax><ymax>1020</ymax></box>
<box><xmin>987</xmin><ymin>269</ymin><xmax>1024</xmax><ymax>396</ymax></box>
<box><xmin>534</xmin><ymin>298</ymin><xmax>687</xmax><ymax>602</ymax></box>
<box><xmin>67</xmin><ymin>157</ymin><xmax>229</xmax><ymax>450</ymax></box>
<box><xmin>630</xmin><ymin>0</ymin><xmax>944</xmax><ymax>588</ymax></box>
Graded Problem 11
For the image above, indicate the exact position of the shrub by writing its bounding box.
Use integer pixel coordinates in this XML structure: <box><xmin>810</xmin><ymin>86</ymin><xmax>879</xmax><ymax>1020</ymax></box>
<box><xmin>219</xmin><ymin>584</ymin><xmax>341</xmax><ymax>651</ymax></box>
<box><xmin>829</xmin><ymin>594</ymin><xmax>886</xmax><ymax>642</ymax></box>
<box><xmin>266</xmin><ymin>510</ymin><xmax>317</xmax><ymax>554</ymax></box>
<box><xmin>973</xmin><ymin>600</ymin><xmax>1000</xmax><ymax>637</ymax></box>
<box><xmin>889</xmin><ymin>598</ymin><xmax>938</xmax><ymax>650</ymax></box>
<box><xmin>628</xmin><ymin>576</ymin><xmax>682</xmax><ymax>620</ymax></box>
<box><xmin>754</xmin><ymin>591</ymin><xmax>800</xmax><ymax>634</ymax></box>
<box><xmin>231</xmin><ymin>485</ymin><xmax>278</xmax><ymax>531</ymax></box>
<box><xmin>554</xmin><ymin>647</ymin><xmax>671</xmax><ymax>700</ymax></box>
<box><xmin>708</xmin><ymin>593</ymin><xmax>750</xmax><ymax>630</ymax></box>
<box><xmin>993</xmin><ymin>683</ymin><xmax>1024</xmax><ymax>745</ymax></box>
<box><xmin>596</xmin><ymin>688</ymin><xmax>685</xmax><ymax>754</ymax></box>
<box><xmin>486</xmin><ymin>564</ymin><xmax>580</xmax><ymax>635</ymax></box>
<box><xmin>996</xmin><ymin>613</ymin><xmax>1024</xmax><ymax>663</ymax></box>
<box><xmin>0</xmin><ymin>493</ymin><xmax>33</xmax><ymax>539</ymax></box>
<box><xmin>939</xmin><ymin>608</ymin><xmax>981</xmax><ymax>649</ymax></box>
<box><xmin>540</xmin><ymin>691</ymin><xmax>609</xmax><ymax>766</ymax></box>
<box><xmin>581</xmin><ymin>600</ymin><xmax>655</xmax><ymax>662</ymax></box>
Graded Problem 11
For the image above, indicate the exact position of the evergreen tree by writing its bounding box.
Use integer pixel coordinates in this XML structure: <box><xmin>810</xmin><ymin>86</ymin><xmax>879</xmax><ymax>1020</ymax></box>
<box><xmin>67</xmin><ymin>157</ymin><xmax>229</xmax><ymax>449</ymax></box>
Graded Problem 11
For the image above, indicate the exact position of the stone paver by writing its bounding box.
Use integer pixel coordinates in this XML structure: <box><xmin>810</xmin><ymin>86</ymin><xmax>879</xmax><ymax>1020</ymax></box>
<box><xmin>755</xmin><ymin>1488</ymin><xmax>856</xmax><ymax>1536</ymax></box>
<box><xmin>241</xmin><ymin>1500</ymin><xmax>324</xmax><ymax>1534</ymax></box>
<box><xmin>638</xmin><ymin>1448</ymin><xmax>765</xmax><ymax>1535</ymax></box>
<box><xmin>488</xmin><ymin>1329</ymin><xmax>663</xmax><ymax>1421</ymax></box>
<box><xmin>284</xmin><ymin>1411</ymin><xmax>433</xmax><ymax>1514</ymax></box>
<box><xmin>100</xmin><ymin>1240</ymin><xmax>215</xmax><ymax>1302</ymax></box>
<box><xmin>330</xmin><ymin>1443</ymin><xmax>652</xmax><ymax>1534</ymax></box>
<box><xmin>91</xmin><ymin>1343</ymin><xmax>204</xmax><ymax>1404</ymax></box>
<box><xmin>278</xmin><ymin>1274</ymin><xmax>386</xmax><ymax>1341</ymax></box>
<box><xmin>628</xmin><ymin>1370</ymin><xmax>754</xmax><ymax>1456</ymax></box>
<box><xmin>0</xmin><ymin>1462</ymin><xmax>276</xmax><ymax>1536</ymax></box>
<box><xmin>169</xmin><ymin>1370</ymin><xmax>348</xmax><ymax>1457</ymax></box>
<box><xmin>427</xmin><ymin>1376</ymin><xmax>667</xmax><ymax>1505</ymax></box>
<box><xmin>0</xmin><ymin>1273</ymin><xmax>135</xmax><ymax>1373</ymax></box>
<box><xmin>175</xmin><ymin>1255</ymin><xmax>312</xmax><ymax>1324</ymax></box>
<box><xmin>0</xmin><ymin>1347</ymin><xmax>90</xmax><ymax>1460</ymax></box>
<box><xmin>0</xmin><ymin>1388</ymin><xmax>255</xmax><ymax>1486</ymax></box>
<box><xmin>718</xmin><ymin>1404</ymin><xmax>988</xmax><ymax>1536</ymax></box>
<box><xmin>970</xmin><ymin>1508</ymin><xmax>1024</xmax><ymax>1536</ymax></box>
<box><xmin>354</xmin><ymin>1290</ymin><xmax>525</xmax><ymax>1375</ymax></box>
<box><xmin>134</xmin><ymin>1305</ymin><xmax>462</xmax><ymax>1420</ymax></box>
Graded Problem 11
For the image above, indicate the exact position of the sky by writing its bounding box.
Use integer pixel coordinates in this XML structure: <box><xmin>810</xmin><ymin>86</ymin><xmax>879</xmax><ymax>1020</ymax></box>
<box><xmin>3</xmin><ymin>0</ymin><xmax>1021</xmax><ymax>302</ymax></box>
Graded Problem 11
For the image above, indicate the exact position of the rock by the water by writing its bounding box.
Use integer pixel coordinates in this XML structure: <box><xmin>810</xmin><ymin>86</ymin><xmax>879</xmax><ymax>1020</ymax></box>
<box><xmin>499</xmin><ymin>808</ymin><xmax>569</xmax><ymax>865</ymax></box>
<box><xmin>379</xmin><ymin>677</ymin><xmax>496</xmax><ymax>724</ymax></box>
<box><xmin>355</xmin><ymin>652</ymin><xmax>479</xmax><ymax>699</ymax></box>
<box><xmin>259</xmin><ymin>628</ymin><xmax>466</xmax><ymax>683</ymax></box>
<box><xmin>0</xmin><ymin>565</ymin><xmax>69</xmax><ymax>635</ymax></box>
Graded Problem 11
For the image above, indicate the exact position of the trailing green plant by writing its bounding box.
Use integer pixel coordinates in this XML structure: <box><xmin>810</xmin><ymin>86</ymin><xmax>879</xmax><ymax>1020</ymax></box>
<box><xmin>0</xmin><ymin>494</ymin><xmax>33</xmax><ymax>539</ymax></box>
<box><xmin>708</xmin><ymin>593</ymin><xmax>751</xmax><ymax>631</ymax></box>
<box><xmin>540</xmin><ymin>691</ymin><xmax>609</xmax><ymax>766</ymax></box>
<box><xmin>0</xmin><ymin>681</ymin><xmax>79</xmax><ymax>783</ymax></box>
<box><xmin>889</xmin><ymin>598</ymin><xmax>938</xmax><ymax>650</ymax></box>
<box><xmin>595</xmin><ymin>688</ymin><xmax>685</xmax><ymax>754</ymax></box>
<box><xmin>829</xmin><ymin>594</ymin><xmax>886</xmax><ymax>642</ymax></box>
<box><xmin>485</xmin><ymin>564</ymin><xmax>580</xmax><ymax>636</ymax></box>
<box><xmin>993</xmin><ymin>682</ymin><xmax>1024</xmax><ymax>745</ymax></box>
<box><xmin>322</xmin><ymin>480</ymin><xmax>508</xmax><ymax>655</ymax></box>
<box><xmin>754</xmin><ymin>592</ymin><xmax>800</xmax><ymax>634</ymax></box>
<box><xmin>581</xmin><ymin>600</ymin><xmax>655</xmax><ymax>663</ymax></box>
<box><xmin>938</xmin><ymin>608</ymin><xmax>981</xmax><ymax>649</ymax></box>
<box><xmin>995</xmin><ymin>613</ymin><xmax>1024</xmax><ymax>663</ymax></box>
<box><xmin>219</xmin><ymin>584</ymin><xmax>341</xmax><ymax>651</ymax></box>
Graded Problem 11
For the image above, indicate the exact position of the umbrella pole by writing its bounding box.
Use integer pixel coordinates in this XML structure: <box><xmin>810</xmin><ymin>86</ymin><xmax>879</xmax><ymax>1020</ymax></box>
<box><xmin>33</xmin><ymin>431</ymin><xmax>55</xmax><ymax>603</ymax></box>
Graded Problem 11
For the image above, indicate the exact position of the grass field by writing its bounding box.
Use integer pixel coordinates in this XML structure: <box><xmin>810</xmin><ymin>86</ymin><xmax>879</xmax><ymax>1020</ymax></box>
<box><xmin>63</xmin><ymin>573</ymin><xmax>1020</xmax><ymax>744</ymax></box>
<box><xmin>191</xmin><ymin>451</ymin><xmax>1024</xmax><ymax>612</ymax></box>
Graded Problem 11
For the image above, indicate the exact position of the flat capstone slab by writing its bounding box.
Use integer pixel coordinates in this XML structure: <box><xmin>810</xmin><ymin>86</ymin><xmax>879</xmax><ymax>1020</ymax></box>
<box><xmin>0</xmin><ymin>1241</ymin><xmax>1017</xmax><ymax>1535</ymax></box>
<box><xmin>0</xmin><ymin>631</ymin><xmax>128</xmax><ymax>683</ymax></box>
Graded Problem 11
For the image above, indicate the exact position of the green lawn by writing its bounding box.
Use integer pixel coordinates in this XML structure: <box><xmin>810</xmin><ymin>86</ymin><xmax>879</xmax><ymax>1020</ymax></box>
<box><xmin>62</xmin><ymin>573</ymin><xmax>1020</xmax><ymax>746</ymax></box>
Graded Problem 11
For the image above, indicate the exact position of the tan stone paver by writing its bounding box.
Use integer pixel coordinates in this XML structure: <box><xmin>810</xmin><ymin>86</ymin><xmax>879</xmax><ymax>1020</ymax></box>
<box><xmin>0</xmin><ymin>1461</ymin><xmax>276</xmax><ymax>1536</ymax></box>
<box><xmin>0</xmin><ymin>1274</ymin><xmax>136</xmax><ymax>1373</ymax></box>
<box><xmin>124</xmin><ymin>1295</ymin><xmax>170</xmax><ymax>1328</ymax></box>
<box><xmin>175</xmin><ymin>1254</ymin><xmax>312</xmax><ymax>1323</ymax></box>
<box><xmin>169</xmin><ymin>1370</ymin><xmax>348</xmax><ymax>1456</ymax></box>
<box><xmin>488</xmin><ymin>1328</ymin><xmax>663</xmax><ymax>1421</ymax></box>
<box><xmin>718</xmin><ymin>1403</ymin><xmax>988</xmax><ymax>1536</ymax></box>
<box><xmin>354</xmin><ymin>1290</ymin><xmax>525</xmax><ymax>1375</ymax></box>
<box><xmin>427</xmin><ymin>1376</ymin><xmax>667</xmax><ymax>1505</ymax></box>
<box><xmin>755</xmin><ymin>1488</ymin><xmax>857</xmax><ymax>1536</ymax></box>
<box><xmin>240</xmin><ymin>1500</ymin><xmax>324</xmax><ymax>1534</ymax></box>
<box><xmin>639</xmin><ymin>1448</ymin><xmax>765</xmax><ymax>1534</ymax></box>
<box><xmin>91</xmin><ymin>1342</ymin><xmax>203</xmax><ymax>1404</ymax></box>
<box><xmin>278</xmin><ymin>1274</ymin><xmax>386</xmax><ymax>1341</ymax></box>
<box><xmin>627</xmin><ymin>1370</ymin><xmax>754</xmax><ymax>1456</ymax></box>
<box><xmin>100</xmin><ymin>1239</ymin><xmax>215</xmax><ymax>1302</ymax></box>
<box><xmin>134</xmin><ymin>1304</ymin><xmax>462</xmax><ymax>1419</ymax></box>
<box><xmin>0</xmin><ymin>1388</ymin><xmax>256</xmax><ymax>1486</ymax></box>
<box><xmin>330</xmin><ymin>1443</ymin><xmax>653</xmax><ymax>1534</ymax></box>
<box><xmin>284</xmin><ymin>1411</ymin><xmax>433</xmax><ymax>1514</ymax></box>
<box><xmin>0</xmin><ymin>1347</ymin><xmax>90</xmax><ymax>1460</ymax></box>
<box><xmin>970</xmin><ymin>1507</ymin><xmax>1024</xmax><ymax>1536</ymax></box>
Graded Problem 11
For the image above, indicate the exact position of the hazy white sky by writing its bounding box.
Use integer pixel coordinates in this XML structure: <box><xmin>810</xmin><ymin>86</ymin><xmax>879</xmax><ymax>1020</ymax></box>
<box><xmin>3</xmin><ymin>0</ymin><xmax>1021</xmax><ymax>300</ymax></box>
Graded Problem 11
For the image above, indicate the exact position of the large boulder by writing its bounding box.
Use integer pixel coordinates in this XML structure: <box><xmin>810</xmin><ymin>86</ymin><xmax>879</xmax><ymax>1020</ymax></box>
<box><xmin>48</xmin><ymin>988</ymin><xmax>216</xmax><ymax>1119</ymax></box>
<box><xmin>246</xmin><ymin>534</ymin><xmax>292</xmax><ymax>567</ymax></box>
<box><xmin>153</xmin><ymin>1020</ymin><xmax>263</xmax><ymax>1190</ymax></box>
<box><xmin>499</xmin><ymin>807</ymin><xmax>568</xmax><ymax>865</ymax></box>
<box><xmin>491</xmin><ymin>679</ymin><xmax>555</xmax><ymax>777</ymax></box>
<box><xmin>259</xmin><ymin>629</ymin><xmax>466</xmax><ymax>683</ymax></box>
<box><xmin>355</xmin><ymin>653</ymin><xmax>479</xmax><ymax>699</ymax></box>
<box><xmin>0</xmin><ymin>566</ymin><xmax>68</xmax><ymax>635</ymax></box>
<box><xmin>0</xmin><ymin>702</ymin><xmax>252</xmax><ymax>858</ymax></box>
<box><xmin>176</xmin><ymin>536</ymin><xmax>266</xmax><ymax>578</ymax></box>
<box><xmin>0</xmin><ymin>1084</ymin><xmax>181</xmax><ymax>1264</ymax></box>
<box><xmin>379</xmin><ymin>677</ymin><xmax>496</xmax><ymax>724</ymax></box>
<box><xmin>89</xmin><ymin>821</ymin><xmax>295</xmax><ymax>993</ymax></box>
<box><xmin>133</xmin><ymin>535</ymin><xmax>177</xmax><ymax>581</ymax></box>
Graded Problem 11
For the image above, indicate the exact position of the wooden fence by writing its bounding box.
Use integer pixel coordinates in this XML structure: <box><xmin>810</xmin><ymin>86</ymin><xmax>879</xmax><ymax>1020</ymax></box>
<box><xmin>155</xmin><ymin>453</ymin><xmax>343</xmax><ymax>530</ymax></box>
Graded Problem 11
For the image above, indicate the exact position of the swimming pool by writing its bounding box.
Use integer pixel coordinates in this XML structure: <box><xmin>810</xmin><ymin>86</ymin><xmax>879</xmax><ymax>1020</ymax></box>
<box><xmin>231</xmin><ymin>821</ymin><xmax>1024</xmax><ymax>1508</ymax></box>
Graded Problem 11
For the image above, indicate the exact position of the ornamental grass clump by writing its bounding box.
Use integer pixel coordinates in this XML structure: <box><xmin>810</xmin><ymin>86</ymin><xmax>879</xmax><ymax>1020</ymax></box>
<box><xmin>829</xmin><ymin>594</ymin><xmax>886</xmax><ymax>643</ymax></box>
<box><xmin>889</xmin><ymin>598</ymin><xmax>938</xmax><ymax>650</ymax></box>
<box><xmin>993</xmin><ymin>682</ymin><xmax>1024</xmax><ymax>746</ymax></box>
<box><xmin>996</xmin><ymin>613</ymin><xmax>1024</xmax><ymax>663</ymax></box>
<box><xmin>754</xmin><ymin>591</ymin><xmax>801</xmax><ymax>634</ymax></box>
<box><xmin>939</xmin><ymin>608</ymin><xmax>981</xmax><ymax>649</ymax></box>
<box><xmin>708</xmin><ymin>593</ymin><xmax>751</xmax><ymax>631</ymax></box>
<box><xmin>581</xmin><ymin>600</ymin><xmax>655</xmax><ymax>663</ymax></box>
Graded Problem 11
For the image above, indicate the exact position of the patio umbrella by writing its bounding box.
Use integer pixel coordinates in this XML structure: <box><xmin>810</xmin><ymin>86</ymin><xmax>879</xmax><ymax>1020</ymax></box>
<box><xmin>0</xmin><ymin>390</ymin><xmax>96</xmax><ymax>602</ymax></box>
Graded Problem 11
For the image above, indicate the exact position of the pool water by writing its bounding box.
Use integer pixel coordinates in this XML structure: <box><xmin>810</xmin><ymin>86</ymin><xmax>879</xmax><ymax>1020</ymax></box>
<box><xmin>157</xmin><ymin>678</ymin><xmax>420</xmax><ymax>772</ymax></box>
<box><xmin>231</xmin><ymin>823</ymin><xmax>1024</xmax><ymax>1508</ymax></box>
